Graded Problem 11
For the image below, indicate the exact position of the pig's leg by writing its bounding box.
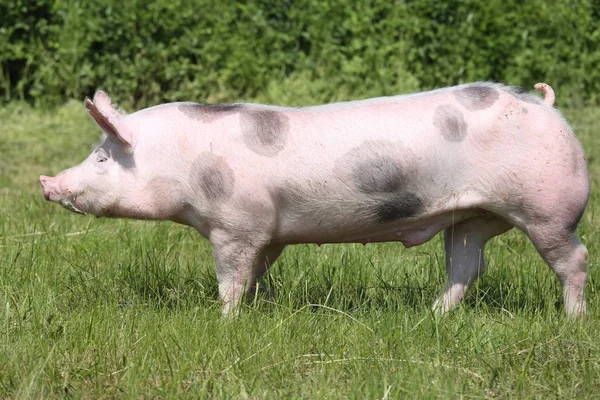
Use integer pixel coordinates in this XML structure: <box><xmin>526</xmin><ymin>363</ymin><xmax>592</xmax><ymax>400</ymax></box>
<box><xmin>260</xmin><ymin>245</ymin><xmax>286</xmax><ymax>277</ymax></box>
<box><xmin>526</xmin><ymin>228</ymin><xmax>588</xmax><ymax>316</ymax></box>
<box><xmin>249</xmin><ymin>245</ymin><xmax>286</xmax><ymax>300</ymax></box>
<box><xmin>265</xmin><ymin>243</ymin><xmax>286</xmax><ymax>274</ymax></box>
<box><xmin>433</xmin><ymin>216</ymin><xmax>512</xmax><ymax>313</ymax></box>
<box><xmin>212</xmin><ymin>237</ymin><xmax>284</xmax><ymax>315</ymax></box>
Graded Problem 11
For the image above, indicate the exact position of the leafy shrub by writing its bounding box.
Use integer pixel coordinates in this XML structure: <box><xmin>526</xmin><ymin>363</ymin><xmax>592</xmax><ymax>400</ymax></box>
<box><xmin>0</xmin><ymin>0</ymin><xmax>598</xmax><ymax>107</ymax></box>
<box><xmin>404</xmin><ymin>0</ymin><xmax>600</xmax><ymax>106</ymax></box>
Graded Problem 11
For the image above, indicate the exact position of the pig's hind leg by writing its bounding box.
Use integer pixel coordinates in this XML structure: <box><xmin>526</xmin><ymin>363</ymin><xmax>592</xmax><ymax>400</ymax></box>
<box><xmin>211</xmin><ymin>233</ymin><xmax>284</xmax><ymax>315</ymax></box>
<box><xmin>525</xmin><ymin>223</ymin><xmax>588</xmax><ymax>316</ymax></box>
<box><xmin>433</xmin><ymin>216</ymin><xmax>512</xmax><ymax>313</ymax></box>
<box><xmin>517</xmin><ymin>173</ymin><xmax>589</xmax><ymax>316</ymax></box>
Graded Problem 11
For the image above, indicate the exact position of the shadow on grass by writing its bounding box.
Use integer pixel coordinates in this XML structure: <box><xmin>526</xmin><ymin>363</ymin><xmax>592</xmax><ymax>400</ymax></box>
<box><xmin>115</xmin><ymin>256</ymin><xmax>219</xmax><ymax>309</ymax></box>
<box><xmin>61</xmin><ymin>251</ymin><xmax>562</xmax><ymax>316</ymax></box>
<box><xmin>61</xmin><ymin>252</ymin><xmax>219</xmax><ymax>311</ymax></box>
<box><xmin>257</xmin><ymin>280</ymin><xmax>561</xmax><ymax>316</ymax></box>
<box><xmin>462</xmin><ymin>280</ymin><xmax>562</xmax><ymax>315</ymax></box>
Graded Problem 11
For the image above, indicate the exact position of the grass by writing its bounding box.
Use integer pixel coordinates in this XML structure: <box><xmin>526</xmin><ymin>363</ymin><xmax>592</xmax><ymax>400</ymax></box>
<box><xmin>0</xmin><ymin>98</ymin><xmax>599</xmax><ymax>399</ymax></box>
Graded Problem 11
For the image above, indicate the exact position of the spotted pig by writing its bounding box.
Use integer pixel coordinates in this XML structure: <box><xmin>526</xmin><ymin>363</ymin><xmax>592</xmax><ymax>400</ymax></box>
<box><xmin>40</xmin><ymin>82</ymin><xmax>590</xmax><ymax>315</ymax></box>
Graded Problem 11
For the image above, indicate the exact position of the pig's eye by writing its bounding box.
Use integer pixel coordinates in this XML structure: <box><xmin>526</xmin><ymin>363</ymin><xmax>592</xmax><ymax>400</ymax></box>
<box><xmin>96</xmin><ymin>153</ymin><xmax>108</xmax><ymax>163</ymax></box>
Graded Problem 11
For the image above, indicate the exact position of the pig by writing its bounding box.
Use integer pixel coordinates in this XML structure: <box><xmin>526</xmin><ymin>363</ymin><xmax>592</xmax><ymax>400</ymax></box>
<box><xmin>39</xmin><ymin>82</ymin><xmax>590</xmax><ymax>316</ymax></box>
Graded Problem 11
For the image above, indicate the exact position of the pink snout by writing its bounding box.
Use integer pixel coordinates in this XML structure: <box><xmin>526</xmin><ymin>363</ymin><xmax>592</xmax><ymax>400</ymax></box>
<box><xmin>39</xmin><ymin>175</ymin><xmax>58</xmax><ymax>201</ymax></box>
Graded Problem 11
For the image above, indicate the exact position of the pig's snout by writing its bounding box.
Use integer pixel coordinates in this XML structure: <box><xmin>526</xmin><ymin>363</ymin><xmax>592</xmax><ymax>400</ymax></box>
<box><xmin>39</xmin><ymin>175</ymin><xmax>86</xmax><ymax>215</ymax></box>
<box><xmin>39</xmin><ymin>175</ymin><xmax>56</xmax><ymax>201</ymax></box>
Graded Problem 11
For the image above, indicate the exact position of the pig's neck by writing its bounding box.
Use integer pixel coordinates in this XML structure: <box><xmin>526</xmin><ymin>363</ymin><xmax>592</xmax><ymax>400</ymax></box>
<box><xmin>111</xmin><ymin>156</ymin><xmax>189</xmax><ymax>221</ymax></box>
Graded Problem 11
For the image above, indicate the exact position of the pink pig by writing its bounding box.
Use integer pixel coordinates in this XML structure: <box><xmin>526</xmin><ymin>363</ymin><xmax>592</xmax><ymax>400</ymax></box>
<box><xmin>40</xmin><ymin>83</ymin><xmax>589</xmax><ymax>315</ymax></box>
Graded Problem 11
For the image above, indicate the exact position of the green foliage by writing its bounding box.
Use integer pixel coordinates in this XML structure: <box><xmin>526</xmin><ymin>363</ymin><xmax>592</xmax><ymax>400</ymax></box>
<box><xmin>404</xmin><ymin>0</ymin><xmax>600</xmax><ymax>106</ymax></box>
<box><xmin>1</xmin><ymin>0</ymin><xmax>599</xmax><ymax>108</ymax></box>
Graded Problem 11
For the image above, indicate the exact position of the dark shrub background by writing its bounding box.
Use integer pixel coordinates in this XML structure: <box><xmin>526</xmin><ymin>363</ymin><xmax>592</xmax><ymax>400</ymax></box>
<box><xmin>1</xmin><ymin>0</ymin><xmax>598</xmax><ymax>107</ymax></box>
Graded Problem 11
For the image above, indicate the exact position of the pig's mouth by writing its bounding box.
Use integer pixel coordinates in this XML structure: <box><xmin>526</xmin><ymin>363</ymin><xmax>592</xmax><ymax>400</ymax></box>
<box><xmin>58</xmin><ymin>198</ymin><xmax>86</xmax><ymax>215</ymax></box>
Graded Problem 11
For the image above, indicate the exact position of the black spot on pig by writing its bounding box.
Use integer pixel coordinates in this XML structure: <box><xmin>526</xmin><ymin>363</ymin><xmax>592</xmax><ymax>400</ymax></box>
<box><xmin>241</xmin><ymin>110</ymin><xmax>289</xmax><ymax>157</ymax></box>
<box><xmin>454</xmin><ymin>86</ymin><xmax>499</xmax><ymax>110</ymax></box>
<box><xmin>352</xmin><ymin>155</ymin><xmax>404</xmax><ymax>194</ymax></box>
<box><xmin>373</xmin><ymin>192</ymin><xmax>423</xmax><ymax>223</ymax></box>
<box><xmin>337</xmin><ymin>141</ymin><xmax>424</xmax><ymax>223</ymax></box>
<box><xmin>191</xmin><ymin>152</ymin><xmax>235</xmax><ymax>203</ymax></box>
<box><xmin>506</xmin><ymin>87</ymin><xmax>542</xmax><ymax>105</ymax></box>
<box><xmin>522</xmin><ymin>107</ymin><xmax>529</xmax><ymax>114</ymax></box>
<box><xmin>433</xmin><ymin>105</ymin><xmax>468</xmax><ymax>142</ymax></box>
<box><xmin>179</xmin><ymin>103</ymin><xmax>243</xmax><ymax>122</ymax></box>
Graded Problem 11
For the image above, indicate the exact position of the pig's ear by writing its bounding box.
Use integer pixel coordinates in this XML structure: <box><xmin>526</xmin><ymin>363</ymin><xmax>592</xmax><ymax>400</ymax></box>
<box><xmin>85</xmin><ymin>91</ymin><xmax>134</xmax><ymax>149</ymax></box>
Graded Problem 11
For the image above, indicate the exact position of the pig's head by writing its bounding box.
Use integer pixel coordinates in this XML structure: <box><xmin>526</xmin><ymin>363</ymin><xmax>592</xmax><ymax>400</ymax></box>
<box><xmin>40</xmin><ymin>91</ymin><xmax>137</xmax><ymax>218</ymax></box>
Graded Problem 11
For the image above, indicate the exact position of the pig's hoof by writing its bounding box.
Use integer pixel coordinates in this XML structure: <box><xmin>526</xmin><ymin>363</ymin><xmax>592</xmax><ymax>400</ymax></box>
<box><xmin>565</xmin><ymin>301</ymin><xmax>587</xmax><ymax>318</ymax></box>
<box><xmin>431</xmin><ymin>298</ymin><xmax>451</xmax><ymax>314</ymax></box>
<box><xmin>432</xmin><ymin>287</ymin><xmax>464</xmax><ymax>314</ymax></box>
<box><xmin>221</xmin><ymin>302</ymin><xmax>242</xmax><ymax>317</ymax></box>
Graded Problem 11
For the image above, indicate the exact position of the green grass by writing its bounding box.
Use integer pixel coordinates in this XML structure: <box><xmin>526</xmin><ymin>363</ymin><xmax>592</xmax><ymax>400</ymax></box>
<box><xmin>0</xmin><ymin>99</ymin><xmax>599</xmax><ymax>399</ymax></box>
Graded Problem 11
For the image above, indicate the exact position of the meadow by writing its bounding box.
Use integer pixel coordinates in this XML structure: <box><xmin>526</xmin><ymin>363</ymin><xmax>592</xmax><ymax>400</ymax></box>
<box><xmin>0</xmin><ymin>96</ymin><xmax>599</xmax><ymax>398</ymax></box>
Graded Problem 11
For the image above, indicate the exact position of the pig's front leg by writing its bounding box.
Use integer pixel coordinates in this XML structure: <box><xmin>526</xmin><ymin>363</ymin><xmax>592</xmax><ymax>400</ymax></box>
<box><xmin>433</xmin><ymin>217</ymin><xmax>512</xmax><ymax>313</ymax></box>
<box><xmin>211</xmin><ymin>231</ymin><xmax>284</xmax><ymax>315</ymax></box>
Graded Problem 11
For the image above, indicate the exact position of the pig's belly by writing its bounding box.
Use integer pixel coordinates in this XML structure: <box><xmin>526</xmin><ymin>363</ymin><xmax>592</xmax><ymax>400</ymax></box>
<box><xmin>277</xmin><ymin>208</ymin><xmax>488</xmax><ymax>247</ymax></box>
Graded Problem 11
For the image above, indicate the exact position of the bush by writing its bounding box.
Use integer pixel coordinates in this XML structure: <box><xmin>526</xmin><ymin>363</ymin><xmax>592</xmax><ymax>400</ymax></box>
<box><xmin>1</xmin><ymin>0</ymin><xmax>598</xmax><ymax>108</ymax></box>
<box><xmin>404</xmin><ymin>0</ymin><xmax>600</xmax><ymax>106</ymax></box>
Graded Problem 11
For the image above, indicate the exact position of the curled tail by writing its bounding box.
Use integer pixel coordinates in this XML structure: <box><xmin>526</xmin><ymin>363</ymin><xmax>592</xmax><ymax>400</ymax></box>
<box><xmin>534</xmin><ymin>82</ymin><xmax>555</xmax><ymax>107</ymax></box>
